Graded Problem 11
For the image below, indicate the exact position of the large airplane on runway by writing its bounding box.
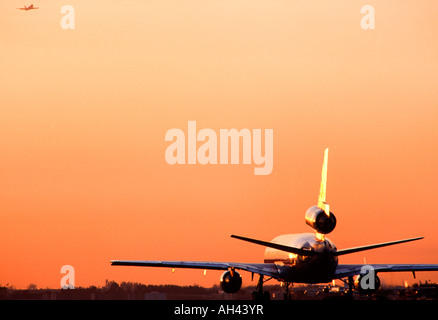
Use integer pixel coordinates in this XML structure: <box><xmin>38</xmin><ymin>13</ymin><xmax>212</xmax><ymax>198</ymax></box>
<box><xmin>111</xmin><ymin>148</ymin><xmax>438</xmax><ymax>299</ymax></box>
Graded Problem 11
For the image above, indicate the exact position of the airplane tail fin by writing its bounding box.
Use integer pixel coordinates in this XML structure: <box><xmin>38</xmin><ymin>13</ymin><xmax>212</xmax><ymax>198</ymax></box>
<box><xmin>317</xmin><ymin>148</ymin><xmax>330</xmax><ymax>217</ymax></box>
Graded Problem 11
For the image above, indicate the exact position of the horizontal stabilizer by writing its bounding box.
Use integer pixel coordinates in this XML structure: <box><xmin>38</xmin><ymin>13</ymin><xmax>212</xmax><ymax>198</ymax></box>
<box><xmin>231</xmin><ymin>235</ymin><xmax>314</xmax><ymax>256</ymax></box>
<box><xmin>334</xmin><ymin>236</ymin><xmax>424</xmax><ymax>256</ymax></box>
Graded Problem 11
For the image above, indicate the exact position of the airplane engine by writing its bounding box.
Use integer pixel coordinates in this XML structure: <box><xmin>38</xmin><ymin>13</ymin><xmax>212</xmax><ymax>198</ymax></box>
<box><xmin>305</xmin><ymin>206</ymin><xmax>337</xmax><ymax>234</ymax></box>
<box><xmin>220</xmin><ymin>270</ymin><xmax>242</xmax><ymax>294</ymax></box>
<box><xmin>354</xmin><ymin>273</ymin><xmax>381</xmax><ymax>295</ymax></box>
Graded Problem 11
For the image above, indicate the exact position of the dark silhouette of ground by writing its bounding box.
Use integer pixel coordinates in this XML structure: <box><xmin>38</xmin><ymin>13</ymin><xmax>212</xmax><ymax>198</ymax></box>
<box><xmin>0</xmin><ymin>280</ymin><xmax>436</xmax><ymax>300</ymax></box>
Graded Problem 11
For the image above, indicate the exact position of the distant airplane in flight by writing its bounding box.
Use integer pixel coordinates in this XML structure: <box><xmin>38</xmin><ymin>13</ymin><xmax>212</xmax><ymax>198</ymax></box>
<box><xmin>112</xmin><ymin>148</ymin><xmax>438</xmax><ymax>299</ymax></box>
<box><xmin>17</xmin><ymin>4</ymin><xmax>38</xmax><ymax>10</ymax></box>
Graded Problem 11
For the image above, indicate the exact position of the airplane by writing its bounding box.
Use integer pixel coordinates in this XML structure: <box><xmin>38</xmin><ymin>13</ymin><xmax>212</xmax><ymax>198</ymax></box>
<box><xmin>111</xmin><ymin>148</ymin><xmax>438</xmax><ymax>299</ymax></box>
<box><xmin>17</xmin><ymin>4</ymin><xmax>38</xmax><ymax>10</ymax></box>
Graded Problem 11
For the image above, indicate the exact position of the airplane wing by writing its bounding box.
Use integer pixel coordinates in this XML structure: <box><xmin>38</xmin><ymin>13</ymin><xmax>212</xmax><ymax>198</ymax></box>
<box><xmin>334</xmin><ymin>264</ymin><xmax>438</xmax><ymax>279</ymax></box>
<box><xmin>111</xmin><ymin>260</ymin><xmax>280</xmax><ymax>279</ymax></box>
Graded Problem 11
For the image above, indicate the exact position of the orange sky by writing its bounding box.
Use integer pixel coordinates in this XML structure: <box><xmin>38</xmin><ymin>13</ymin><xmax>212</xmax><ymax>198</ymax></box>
<box><xmin>1</xmin><ymin>0</ymin><xmax>438</xmax><ymax>289</ymax></box>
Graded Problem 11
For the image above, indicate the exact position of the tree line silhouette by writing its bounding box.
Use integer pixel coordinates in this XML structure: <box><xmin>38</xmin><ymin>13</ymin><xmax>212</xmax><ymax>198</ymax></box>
<box><xmin>0</xmin><ymin>280</ymin><xmax>259</xmax><ymax>300</ymax></box>
<box><xmin>0</xmin><ymin>280</ymin><xmax>436</xmax><ymax>300</ymax></box>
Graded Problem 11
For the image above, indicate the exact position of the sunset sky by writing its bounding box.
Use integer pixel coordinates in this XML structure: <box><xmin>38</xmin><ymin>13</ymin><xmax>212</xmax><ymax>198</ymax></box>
<box><xmin>1</xmin><ymin>1</ymin><xmax>437</xmax><ymax>289</ymax></box>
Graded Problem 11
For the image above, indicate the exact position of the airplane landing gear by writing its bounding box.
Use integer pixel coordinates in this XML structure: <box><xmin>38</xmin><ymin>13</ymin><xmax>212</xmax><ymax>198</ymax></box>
<box><xmin>338</xmin><ymin>276</ymin><xmax>354</xmax><ymax>299</ymax></box>
<box><xmin>283</xmin><ymin>282</ymin><xmax>292</xmax><ymax>300</ymax></box>
<box><xmin>346</xmin><ymin>276</ymin><xmax>354</xmax><ymax>297</ymax></box>
<box><xmin>251</xmin><ymin>275</ymin><xmax>271</xmax><ymax>300</ymax></box>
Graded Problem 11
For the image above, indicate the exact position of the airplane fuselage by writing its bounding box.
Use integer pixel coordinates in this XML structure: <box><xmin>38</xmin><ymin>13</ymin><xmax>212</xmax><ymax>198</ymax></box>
<box><xmin>264</xmin><ymin>233</ymin><xmax>338</xmax><ymax>283</ymax></box>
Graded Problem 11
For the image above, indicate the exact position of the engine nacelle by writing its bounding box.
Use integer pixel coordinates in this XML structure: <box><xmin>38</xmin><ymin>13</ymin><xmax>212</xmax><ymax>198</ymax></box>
<box><xmin>305</xmin><ymin>206</ymin><xmax>336</xmax><ymax>234</ymax></box>
<box><xmin>220</xmin><ymin>270</ymin><xmax>242</xmax><ymax>294</ymax></box>
<box><xmin>354</xmin><ymin>273</ymin><xmax>381</xmax><ymax>295</ymax></box>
